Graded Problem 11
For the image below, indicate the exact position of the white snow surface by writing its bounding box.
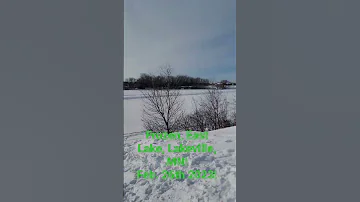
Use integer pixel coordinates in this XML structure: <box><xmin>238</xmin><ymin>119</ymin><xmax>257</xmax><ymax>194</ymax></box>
<box><xmin>124</xmin><ymin>127</ymin><xmax>236</xmax><ymax>202</ymax></box>
<box><xmin>124</xmin><ymin>89</ymin><xmax>236</xmax><ymax>134</ymax></box>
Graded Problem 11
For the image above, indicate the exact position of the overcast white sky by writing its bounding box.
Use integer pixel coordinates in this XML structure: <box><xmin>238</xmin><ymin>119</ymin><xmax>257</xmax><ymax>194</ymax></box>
<box><xmin>124</xmin><ymin>0</ymin><xmax>236</xmax><ymax>82</ymax></box>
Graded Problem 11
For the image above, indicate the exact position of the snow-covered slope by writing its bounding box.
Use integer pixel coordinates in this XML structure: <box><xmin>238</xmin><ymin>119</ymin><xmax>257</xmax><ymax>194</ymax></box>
<box><xmin>124</xmin><ymin>127</ymin><xmax>236</xmax><ymax>202</ymax></box>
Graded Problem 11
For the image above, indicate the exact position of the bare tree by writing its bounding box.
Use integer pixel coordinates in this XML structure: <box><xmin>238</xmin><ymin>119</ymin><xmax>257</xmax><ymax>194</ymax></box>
<box><xmin>199</xmin><ymin>89</ymin><xmax>230</xmax><ymax>130</ymax></box>
<box><xmin>230</xmin><ymin>94</ymin><xmax>236</xmax><ymax>126</ymax></box>
<box><xmin>181</xmin><ymin>98</ymin><xmax>208</xmax><ymax>132</ymax></box>
<box><xmin>141</xmin><ymin>65</ymin><xmax>184</xmax><ymax>133</ymax></box>
<box><xmin>184</xmin><ymin>88</ymin><xmax>231</xmax><ymax>131</ymax></box>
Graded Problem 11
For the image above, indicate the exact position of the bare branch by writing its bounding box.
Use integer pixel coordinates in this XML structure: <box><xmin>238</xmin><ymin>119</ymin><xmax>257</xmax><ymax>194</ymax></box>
<box><xmin>141</xmin><ymin>65</ymin><xmax>184</xmax><ymax>133</ymax></box>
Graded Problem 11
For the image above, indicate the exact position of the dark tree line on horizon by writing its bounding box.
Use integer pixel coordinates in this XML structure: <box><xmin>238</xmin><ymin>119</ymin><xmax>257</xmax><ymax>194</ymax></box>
<box><xmin>124</xmin><ymin>73</ymin><xmax>235</xmax><ymax>90</ymax></box>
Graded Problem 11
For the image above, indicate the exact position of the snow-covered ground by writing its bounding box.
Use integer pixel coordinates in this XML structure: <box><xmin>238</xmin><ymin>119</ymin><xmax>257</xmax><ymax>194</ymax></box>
<box><xmin>124</xmin><ymin>89</ymin><xmax>236</xmax><ymax>201</ymax></box>
<box><xmin>124</xmin><ymin>89</ymin><xmax>236</xmax><ymax>134</ymax></box>
<box><xmin>124</xmin><ymin>127</ymin><xmax>236</xmax><ymax>202</ymax></box>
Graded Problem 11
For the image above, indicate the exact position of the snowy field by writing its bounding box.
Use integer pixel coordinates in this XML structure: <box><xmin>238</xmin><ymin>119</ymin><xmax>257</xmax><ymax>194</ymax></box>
<box><xmin>124</xmin><ymin>89</ymin><xmax>236</xmax><ymax>134</ymax></box>
<box><xmin>124</xmin><ymin>89</ymin><xmax>236</xmax><ymax>202</ymax></box>
<box><xmin>124</xmin><ymin>127</ymin><xmax>236</xmax><ymax>202</ymax></box>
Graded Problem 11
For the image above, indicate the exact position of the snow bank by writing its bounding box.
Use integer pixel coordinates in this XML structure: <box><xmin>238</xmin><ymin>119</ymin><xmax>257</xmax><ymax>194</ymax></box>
<box><xmin>124</xmin><ymin>127</ymin><xmax>236</xmax><ymax>202</ymax></box>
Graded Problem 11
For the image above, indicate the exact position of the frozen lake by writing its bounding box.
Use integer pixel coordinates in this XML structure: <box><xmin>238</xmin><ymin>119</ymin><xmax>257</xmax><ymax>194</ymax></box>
<box><xmin>124</xmin><ymin>89</ymin><xmax>236</xmax><ymax>134</ymax></box>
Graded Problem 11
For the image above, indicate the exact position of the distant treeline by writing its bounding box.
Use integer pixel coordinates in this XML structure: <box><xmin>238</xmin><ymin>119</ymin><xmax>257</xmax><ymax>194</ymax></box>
<box><xmin>124</xmin><ymin>74</ymin><xmax>235</xmax><ymax>90</ymax></box>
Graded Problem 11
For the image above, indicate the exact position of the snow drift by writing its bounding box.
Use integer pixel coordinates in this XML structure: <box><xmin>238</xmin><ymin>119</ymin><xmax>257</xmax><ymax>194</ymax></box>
<box><xmin>124</xmin><ymin>126</ymin><xmax>236</xmax><ymax>202</ymax></box>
